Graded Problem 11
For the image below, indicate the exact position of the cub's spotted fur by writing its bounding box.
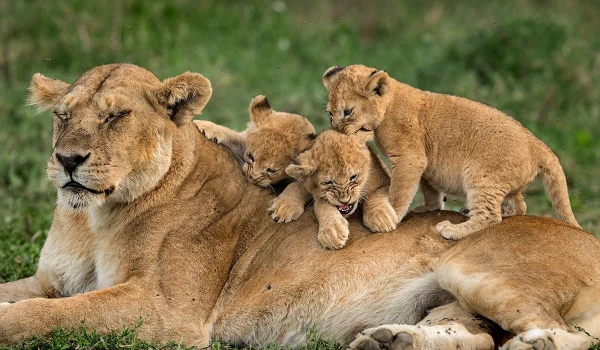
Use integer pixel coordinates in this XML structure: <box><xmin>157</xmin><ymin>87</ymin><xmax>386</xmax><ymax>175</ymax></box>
<box><xmin>323</xmin><ymin>64</ymin><xmax>581</xmax><ymax>240</ymax></box>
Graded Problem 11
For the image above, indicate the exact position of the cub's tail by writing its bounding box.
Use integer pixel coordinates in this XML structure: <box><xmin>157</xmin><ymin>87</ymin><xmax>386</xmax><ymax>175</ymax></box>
<box><xmin>539</xmin><ymin>152</ymin><xmax>581</xmax><ymax>228</ymax></box>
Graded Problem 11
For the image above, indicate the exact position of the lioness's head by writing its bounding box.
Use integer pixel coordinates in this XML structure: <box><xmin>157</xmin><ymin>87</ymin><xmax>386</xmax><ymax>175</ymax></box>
<box><xmin>28</xmin><ymin>63</ymin><xmax>212</xmax><ymax>210</ymax></box>
<box><xmin>243</xmin><ymin>95</ymin><xmax>315</xmax><ymax>188</ymax></box>
<box><xmin>322</xmin><ymin>64</ymin><xmax>391</xmax><ymax>137</ymax></box>
<box><xmin>285</xmin><ymin>130</ymin><xmax>372</xmax><ymax>216</ymax></box>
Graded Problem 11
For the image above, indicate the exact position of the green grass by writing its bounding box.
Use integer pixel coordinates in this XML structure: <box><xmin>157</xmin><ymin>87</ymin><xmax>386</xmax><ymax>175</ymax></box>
<box><xmin>1</xmin><ymin>0</ymin><xmax>599</xmax><ymax>348</ymax></box>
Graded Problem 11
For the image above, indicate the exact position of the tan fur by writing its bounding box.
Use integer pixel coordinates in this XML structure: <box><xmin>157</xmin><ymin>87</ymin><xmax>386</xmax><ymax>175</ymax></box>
<box><xmin>323</xmin><ymin>64</ymin><xmax>581</xmax><ymax>240</ymax></box>
<box><xmin>284</xmin><ymin>130</ymin><xmax>401</xmax><ymax>249</ymax></box>
<box><xmin>0</xmin><ymin>64</ymin><xmax>598</xmax><ymax>350</ymax></box>
<box><xmin>194</xmin><ymin>95</ymin><xmax>315</xmax><ymax>188</ymax></box>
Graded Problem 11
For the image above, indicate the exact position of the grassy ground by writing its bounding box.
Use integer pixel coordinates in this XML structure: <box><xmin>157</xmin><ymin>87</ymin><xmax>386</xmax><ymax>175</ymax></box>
<box><xmin>1</xmin><ymin>0</ymin><xmax>599</xmax><ymax>348</ymax></box>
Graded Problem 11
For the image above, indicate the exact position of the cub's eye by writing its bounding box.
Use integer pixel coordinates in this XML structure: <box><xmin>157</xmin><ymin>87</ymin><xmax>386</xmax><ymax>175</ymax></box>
<box><xmin>349</xmin><ymin>174</ymin><xmax>359</xmax><ymax>181</ymax></box>
<box><xmin>53</xmin><ymin>111</ymin><xmax>68</xmax><ymax>120</ymax></box>
<box><xmin>322</xmin><ymin>180</ymin><xmax>334</xmax><ymax>186</ymax></box>
<box><xmin>107</xmin><ymin>109</ymin><xmax>131</xmax><ymax>122</ymax></box>
<box><xmin>343</xmin><ymin>108</ymin><xmax>354</xmax><ymax>117</ymax></box>
<box><xmin>247</xmin><ymin>153</ymin><xmax>255</xmax><ymax>163</ymax></box>
<box><xmin>266</xmin><ymin>168</ymin><xmax>277</xmax><ymax>175</ymax></box>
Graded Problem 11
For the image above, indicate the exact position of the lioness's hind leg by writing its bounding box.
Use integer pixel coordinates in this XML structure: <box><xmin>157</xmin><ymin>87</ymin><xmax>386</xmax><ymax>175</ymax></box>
<box><xmin>501</xmin><ymin>191</ymin><xmax>527</xmax><ymax>218</ymax></box>
<box><xmin>436</xmin><ymin>185</ymin><xmax>507</xmax><ymax>240</ymax></box>
<box><xmin>563</xmin><ymin>284</ymin><xmax>600</xmax><ymax>339</ymax></box>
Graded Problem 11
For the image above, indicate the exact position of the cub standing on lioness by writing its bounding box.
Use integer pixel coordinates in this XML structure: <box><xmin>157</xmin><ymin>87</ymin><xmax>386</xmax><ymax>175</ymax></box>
<box><xmin>194</xmin><ymin>95</ymin><xmax>316</xmax><ymax>223</ymax></box>
<box><xmin>284</xmin><ymin>129</ymin><xmax>397</xmax><ymax>249</ymax></box>
<box><xmin>322</xmin><ymin>64</ymin><xmax>581</xmax><ymax>240</ymax></box>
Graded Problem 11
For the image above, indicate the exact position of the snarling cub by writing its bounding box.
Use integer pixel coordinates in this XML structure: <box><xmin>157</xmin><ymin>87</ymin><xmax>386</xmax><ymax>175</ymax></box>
<box><xmin>283</xmin><ymin>130</ymin><xmax>396</xmax><ymax>249</ymax></box>
<box><xmin>323</xmin><ymin>64</ymin><xmax>581</xmax><ymax>240</ymax></box>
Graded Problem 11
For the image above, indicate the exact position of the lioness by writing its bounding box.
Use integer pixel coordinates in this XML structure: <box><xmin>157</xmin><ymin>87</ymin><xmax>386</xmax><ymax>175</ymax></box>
<box><xmin>322</xmin><ymin>64</ymin><xmax>581</xmax><ymax>240</ymax></box>
<box><xmin>0</xmin><ymin>64</ymin><xmax>599</xmax><ymax>350</ymax></box>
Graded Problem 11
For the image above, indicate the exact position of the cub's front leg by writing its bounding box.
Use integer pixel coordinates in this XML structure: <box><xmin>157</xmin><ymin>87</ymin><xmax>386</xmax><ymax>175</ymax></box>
<box><xmin>193</xmin><ymin>120</ymin><xmax>247</xmax><ymax>158</ymax></box>
<box><xmin>268</xmin><ymin>182</ymin><xmax>311</xmax><ymax>223</ymax></box>
<box><xmin>388</xmin><ymin>151</ymin><xmax>428</xmax><ymax>222</ymax></box>
<box><xmin>362</xmin><ymin>188</ymin><xmax>397</xmax><ymax>233</ymax></box>
<box><xmin>314</xmin><ymin>199</ymin><xmax>349</xmax><ymax>250</ymax></box>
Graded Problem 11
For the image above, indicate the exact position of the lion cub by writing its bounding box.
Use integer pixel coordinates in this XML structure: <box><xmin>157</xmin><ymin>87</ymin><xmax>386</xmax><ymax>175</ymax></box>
<box><xmin>194</xmin><ymin>95</ymin><xmax>315</xmax><ymax>188</ymax></box>
<box><xmin>282</xmin><ymin>129</ymin><xmax>397</xmax><ymax>250</ymax></box>
<box><xmin>322</xmin><ymin>64</ymin><xmax>581</xmax><ymax>240</ymax></box>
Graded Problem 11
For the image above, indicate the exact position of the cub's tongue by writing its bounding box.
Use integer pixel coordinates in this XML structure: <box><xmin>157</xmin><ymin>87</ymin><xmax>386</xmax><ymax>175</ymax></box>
<box><xmin>337</xmin><ymin>205</ymin><xmax>351</xmax><ymax>212</ymax></box>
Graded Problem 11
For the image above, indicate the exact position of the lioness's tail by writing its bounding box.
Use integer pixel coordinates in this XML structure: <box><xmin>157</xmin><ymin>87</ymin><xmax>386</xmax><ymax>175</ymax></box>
<box><xmin>539</xmin><ymin>152</ymin><xmax>581</xmax><ymax>228</ymax></box>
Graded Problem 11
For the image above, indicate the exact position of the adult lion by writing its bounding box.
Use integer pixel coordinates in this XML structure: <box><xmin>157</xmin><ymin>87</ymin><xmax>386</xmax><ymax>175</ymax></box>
<box><xmin>0</xmin><ymin>63</ymin><xmax>598</xmax><ymax>350</ymax></box>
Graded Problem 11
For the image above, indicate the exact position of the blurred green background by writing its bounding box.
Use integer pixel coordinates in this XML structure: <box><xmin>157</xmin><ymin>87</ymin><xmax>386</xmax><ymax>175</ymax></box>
<box><xmin>0</xmin><ymin>0</ymin><xmax>599</xmax><ymax>348</ymax></box>
<box><xmin>1</xmin><ymin>0</ymin><xmax>599</xmax><ymax>341</ymax></box>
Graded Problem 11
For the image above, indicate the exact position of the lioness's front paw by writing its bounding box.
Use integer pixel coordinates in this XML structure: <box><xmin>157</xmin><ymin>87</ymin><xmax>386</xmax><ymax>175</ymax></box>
<box><xmin>350</xmin><ymin>323</ymin><xmax>494</xmax><ymax>350</ymax></box>
<box><xmin>193</xmin><ymin>120</ymin><xmax>225</xmax><ymax>144</ymax></box>
<box><xmin>268</xmin><ymin>196</ymin><xmax>305</xmax><ymax>223</ymax></box>
<box><xmin>318</xmin><ymin>216</ymin><xmax>349</xmax><ymax>250</ymax></box>
<box><xmin>363</xmin><ymin>203</ymin><xmax>397</xmax><ymax>233</ymax></box>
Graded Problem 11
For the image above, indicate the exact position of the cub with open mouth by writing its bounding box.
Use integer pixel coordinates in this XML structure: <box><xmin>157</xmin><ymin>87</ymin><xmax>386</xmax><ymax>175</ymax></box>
<box><xmin>283</xmin><ymin>129</ymin><xmax>396</xmax><ymax>250</ymax></box>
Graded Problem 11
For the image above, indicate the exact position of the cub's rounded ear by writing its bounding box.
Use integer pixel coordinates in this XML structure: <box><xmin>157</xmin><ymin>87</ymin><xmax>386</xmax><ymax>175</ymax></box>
<box><xmin>28</xmin><ymin>73</ymin><xmax>70</xmax><ymax>112</ymax></box>
<box><xmin>322</xmin><ymin>66</ymin><xmax>345</xmax><ymax>91</ymax></box>
<box><xmin>296</xmin><ymin>133</ymin><xmax>317</xmax><ymax>155</ymax></box>
<box><xmin>364</xmin><ymin>70</ymin><xmax>390</xmax><ymax>97</ymax></box>
<box><xmin>159</xmin><ymin>72</ymin><xmax>212</xmax><ymax>126</ymax></box>
<box><xmin>285</xmin><ymin>151</ymin><xmax>316</xmax><ymax>181</ymax></box>
<box><xmin>249</xmin><ymin>95</ymin><xmax>272</xmax><ymax>126</ymax></box>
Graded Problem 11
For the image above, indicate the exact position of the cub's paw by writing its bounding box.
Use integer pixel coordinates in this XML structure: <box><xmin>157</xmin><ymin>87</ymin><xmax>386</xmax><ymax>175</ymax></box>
<box><xmin>363</xmin><ymin>203</ymin><xmax>397</xmax><ymax>233</ymax></box>
<box><xmin>193</xmin><ymin>120</ymin><xmax>226</xmax><ymax>144</ymax></box>
<box><xmin>318</xmin><ymin>216</ymin><xmax>349</xmax><ymax>250</ymax></box>
<box><xmin>501</xmin><ymin>328</ymin><xmax>596</xmax><ymax>350</ymax></box>
<box><xmin>268</xmin><ymin>196</ymin><xmax>305</xmax><ymax>223</ymax></box>
<box><xmin>435</xmin><ymin>220</ymin><xmax>470</xmax><ymax>241</ymax></box>
<box><xmin>350</xmin><ymin>324</ymin><xmax>494</xmax><ymax>350</ymax></box>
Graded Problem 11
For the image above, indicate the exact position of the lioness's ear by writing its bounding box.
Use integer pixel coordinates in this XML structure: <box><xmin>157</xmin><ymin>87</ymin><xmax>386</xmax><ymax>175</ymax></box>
<box><xmin>249</xmin><ymin>95</ymin><xmax>272</xmax><ymax>126</ymax></box>
<box><xmin>160</xmin><ymin>72</ymin><xmax>212</xmax><ymax>126</ymax></box>
<box><xmin>285</xmin><ymin>151</ymin><xmax>316</xmax><ymax>181</ymax></box>
<box><xmin>364</xmin><ymin>70</ymin><xmax>390</xmax><ymax>97</ymax></box>
<box><xmin>28</xmin><ymin>73</ymin><xmax>70</xmax><ymax>111</ymax></box>
<box><xmin>322</xmin><ymin>66</ymin><xmax>345</xmax><ymax>91</ymax></box>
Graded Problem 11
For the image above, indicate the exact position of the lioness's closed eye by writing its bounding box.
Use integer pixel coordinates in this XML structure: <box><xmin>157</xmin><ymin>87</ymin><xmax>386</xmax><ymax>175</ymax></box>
<box><xmin>281</xmin><ymin>130</ymin><xmax>396</xmax><ymax>250</ymax></box>
<box><xmin>323</xmin><ymin>64</ymin><xmax>581</xmax><ymax>240</ymax></box>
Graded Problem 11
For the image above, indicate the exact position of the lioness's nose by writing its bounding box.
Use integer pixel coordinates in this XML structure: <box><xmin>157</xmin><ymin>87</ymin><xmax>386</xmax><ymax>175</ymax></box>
<box><xmin>56</xmin><ymin>152</ymin><xmax>91</xmax><ymax>174</ymax></box>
